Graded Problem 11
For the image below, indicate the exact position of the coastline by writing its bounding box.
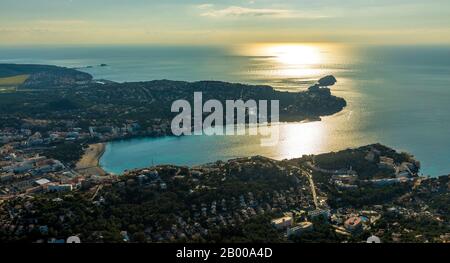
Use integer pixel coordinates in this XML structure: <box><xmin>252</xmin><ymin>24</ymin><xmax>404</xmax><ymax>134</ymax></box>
<box><xmin>75</xmin><ymin>143</ymin><xmax>107</xmax><ymax>176</ymax></box>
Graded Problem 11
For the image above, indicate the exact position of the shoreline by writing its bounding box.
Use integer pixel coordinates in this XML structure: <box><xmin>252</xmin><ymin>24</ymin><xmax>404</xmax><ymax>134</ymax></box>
<box><xmin>75</xmin><ymin>143</ymin><xmax>107</xmax><ymax>176</ymax></box>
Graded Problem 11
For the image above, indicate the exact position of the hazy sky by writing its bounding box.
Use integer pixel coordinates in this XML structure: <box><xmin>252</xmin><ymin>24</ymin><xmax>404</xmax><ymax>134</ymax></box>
<box><xmin>1</xmin><ymin>0</ymin><xmax>450</xmax><ymax>45</ymax></box>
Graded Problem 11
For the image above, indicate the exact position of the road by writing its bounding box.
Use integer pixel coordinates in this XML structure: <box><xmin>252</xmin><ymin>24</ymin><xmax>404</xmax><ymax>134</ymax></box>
<box><xmin>303</xmin><ymin>169</ymin><xmax>319</xmax><ymax>209</ymax></box>
<box><xmin>140</xmin><ymin>86</ymin><xmax>155</xmax><ymax>105</ymax></box>
<box><xmin>90</xmin><ymin>185</ymin><xmax>103</xmax><ymax>201</ymax></box>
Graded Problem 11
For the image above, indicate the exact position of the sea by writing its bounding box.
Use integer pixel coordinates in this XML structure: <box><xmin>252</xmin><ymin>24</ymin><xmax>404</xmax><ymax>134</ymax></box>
<box><xmin>0</xmin><ymin>44</ymin><xmax>449</xmax><ymax>176</ymax></box>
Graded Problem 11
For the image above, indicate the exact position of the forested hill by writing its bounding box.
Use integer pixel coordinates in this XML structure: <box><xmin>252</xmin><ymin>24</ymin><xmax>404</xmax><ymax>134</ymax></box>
<box><xmin>0</xmin><ymin>64</ymin><xmax>93</xmax><ymax>88</ymax></box>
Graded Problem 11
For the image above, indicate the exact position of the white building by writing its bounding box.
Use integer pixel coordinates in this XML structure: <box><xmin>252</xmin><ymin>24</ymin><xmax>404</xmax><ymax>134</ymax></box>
<box><xmin>35</xmin><ymin>178</ymin><xmax>51</xmax><ymax>186</ymax></box>
<box><xmin>271</xmin><ymin>216</ymin><xmax>293</xmax><ymax>230</ymax></box>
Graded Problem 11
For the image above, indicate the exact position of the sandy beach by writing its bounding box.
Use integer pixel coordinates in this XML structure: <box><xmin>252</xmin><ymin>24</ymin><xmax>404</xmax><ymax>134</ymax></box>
<box><xmin>75</xmin><ymin>143</ymin><xmax>107</xmax><ymax>176</ymax></box>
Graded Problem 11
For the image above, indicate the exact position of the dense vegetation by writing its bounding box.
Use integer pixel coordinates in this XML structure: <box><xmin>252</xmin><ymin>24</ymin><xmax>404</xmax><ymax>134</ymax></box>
<box><xmin>325</xmin><ymin>184</ymin><xmax>411</xmax><ymax>208</ymax></box>
<box><xmin>1</xmin><ymin>159</ymin><xmax>296</xmax><ymax>243</ymax></box>
<box><xmin>44</xmin><ymin>142</ymin><xmax>85</xmax><ymax>165</ymax></box>
<box><xmin>207</xmin><ymin>215</ymin><xmax>283</xmax><ymax>243</ymax></box>
<box><xmin>1</xmin><ymin>150</ymin><xmax>448</xmax><ymax>243</ymax></box>
<box><xmin>313</xmin><ymin>144</ymin><xmax>412</xmax><ymax>180</ymax></box>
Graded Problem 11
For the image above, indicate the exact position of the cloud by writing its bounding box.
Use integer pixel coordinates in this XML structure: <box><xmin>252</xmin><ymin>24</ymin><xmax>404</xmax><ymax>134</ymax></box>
<box><xmin>199</xmin><ymin>5</ymin><xmax>328</xmax><ymax>19</ymax></box>
<box><xmin>196</xmin><ymin>3</ymin><xmax>214</xmax><ymax>10</ymax></box>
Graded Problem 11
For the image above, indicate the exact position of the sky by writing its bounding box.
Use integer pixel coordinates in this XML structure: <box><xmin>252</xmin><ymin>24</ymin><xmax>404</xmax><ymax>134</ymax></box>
<box><xmin>1</xmin><ymin>0</ymin><xmax>450</xmax><ymax>45</ymax></box>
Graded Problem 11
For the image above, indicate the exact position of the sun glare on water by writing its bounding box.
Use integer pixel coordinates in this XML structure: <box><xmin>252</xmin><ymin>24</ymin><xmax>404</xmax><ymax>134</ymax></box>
<box><xmin>231</xmin><ymin>43</ymin><xmax>347</xmax><ymax>156</ymax></box>
<box><xmin>265</xmin><ymin>44</ymin><xmax>323</xmax><ymax>65</ymax></box>
<box><xmin>235</xmin><ymin>43</ymin><xmax>336</xmax><ymax>80</ymax></box>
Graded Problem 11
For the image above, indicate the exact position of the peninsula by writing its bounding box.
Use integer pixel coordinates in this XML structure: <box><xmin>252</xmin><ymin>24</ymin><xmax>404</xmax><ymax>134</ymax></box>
<box><xmin>0</xmin><ymin>63</ymin><xmax>345</xmax><ymax>171</ymax></box>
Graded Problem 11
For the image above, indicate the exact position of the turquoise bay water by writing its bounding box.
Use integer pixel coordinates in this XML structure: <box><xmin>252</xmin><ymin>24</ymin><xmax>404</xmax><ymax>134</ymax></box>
<box><xmin>1</xmin><ymin>45</ymin><xmax>449</xmax><ymax>176</ymax></box>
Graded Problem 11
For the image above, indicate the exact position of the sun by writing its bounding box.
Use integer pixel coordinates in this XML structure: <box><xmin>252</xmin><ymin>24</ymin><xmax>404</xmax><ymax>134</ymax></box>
<box><xmin>266</xmin><ymin>44</ymin><xmax>323</xmax><ymax>65</ymax></box>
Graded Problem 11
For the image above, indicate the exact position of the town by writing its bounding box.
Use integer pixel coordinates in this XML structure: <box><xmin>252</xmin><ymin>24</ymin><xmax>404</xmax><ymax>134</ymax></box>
<box><xmin>0</xmin><ymin>143</ymin><xmax>448</xmax><ymax>243</ymax></box>
<box><xmin>0</xmin><ymin>64</ymin><xmax>448</xmax><ymax>243</ymax></box>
